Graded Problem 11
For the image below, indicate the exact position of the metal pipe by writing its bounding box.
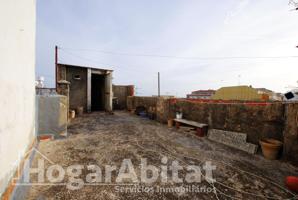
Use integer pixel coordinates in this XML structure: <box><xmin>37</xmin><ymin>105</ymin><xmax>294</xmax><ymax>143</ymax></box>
<box><xmin>55</xmin><ymin>45</ymin><xmax>58</xmax><ymax>91</ymax></box>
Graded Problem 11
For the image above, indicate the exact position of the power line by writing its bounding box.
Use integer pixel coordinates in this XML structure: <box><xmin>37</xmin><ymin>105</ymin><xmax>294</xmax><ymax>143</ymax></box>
<box><xmin>60</xmin><ymin>48</ymin><xmax>113</xmax><ymax>67</ymax></box>
<box><xmin>60</xmin><ymin>48</ymin><xmax>146</xmax><ymax>73</ymax></box>
<box><xmin>60</xmin><ymin>47</ymin><xmax>298</xmax><ymax>60</ymax></box>
<box><xmin>59</xmin><ymin>49</ymin><xmax>276</xmax><ymax>74</ymax></box>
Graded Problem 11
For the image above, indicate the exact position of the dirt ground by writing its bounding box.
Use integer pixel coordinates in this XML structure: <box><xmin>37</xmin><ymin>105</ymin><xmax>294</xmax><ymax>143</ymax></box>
<box><xmin>25</xmin><ymin>111</ymin><xmax>298</xmax><ymax>200</ymax></box>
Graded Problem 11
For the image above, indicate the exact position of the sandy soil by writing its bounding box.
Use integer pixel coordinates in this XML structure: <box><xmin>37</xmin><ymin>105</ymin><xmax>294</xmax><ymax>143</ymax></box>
<box><xmin>25</xmin><ymin>111</ymin><xmax>298</xmax><ymax>200</ymax></box>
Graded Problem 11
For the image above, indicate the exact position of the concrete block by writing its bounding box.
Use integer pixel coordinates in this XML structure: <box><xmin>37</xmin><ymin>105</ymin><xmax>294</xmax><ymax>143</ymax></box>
<box><xmin>208</xmin><ymin>129</ymin><xmax>258</xmax><ymax>154</ymax></box>
<box><xmin>208</xmin><ymin>129</ymin><xmax>247</xmax><ymax>142</ymax></box>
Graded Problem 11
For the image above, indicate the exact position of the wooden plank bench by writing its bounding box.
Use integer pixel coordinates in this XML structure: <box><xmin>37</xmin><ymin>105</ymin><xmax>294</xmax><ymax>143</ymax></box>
<box><xmin>174</xmin><ymin>118</ymin><xmax>208</xmax><ymax>137</ymax></box>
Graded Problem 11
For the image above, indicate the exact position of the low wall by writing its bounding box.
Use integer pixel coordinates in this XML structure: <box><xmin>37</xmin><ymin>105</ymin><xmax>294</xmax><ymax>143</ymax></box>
<box><xmin>37</xmin><ymin>95</ymin><xmax>68</xmax><ymax>138</ymax></box>
<box><xmin>127</xmin><ymin>96</ymin><xmax>298</xmax><ymax>165</ymax></box>
<box><xmin>172</xmin><ymin>100</ymin><xmax>285</xmax><ymax>144</ymax></box>
<box><xmin>127</xmin><ymin>96</ymin><xmax>158</xmax><ymax>111</ymax></box>
<box><xmin>283</xmin><ymin>103</ymin><xmax>298</xmax><ymax>165</ymax></box>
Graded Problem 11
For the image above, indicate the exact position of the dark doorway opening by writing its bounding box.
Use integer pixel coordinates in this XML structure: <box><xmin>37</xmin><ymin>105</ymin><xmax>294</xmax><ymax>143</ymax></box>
<box><xmin>91</xmin><ymin>74</ymin><xmax>105</xmax><ymax>111</ymax></box>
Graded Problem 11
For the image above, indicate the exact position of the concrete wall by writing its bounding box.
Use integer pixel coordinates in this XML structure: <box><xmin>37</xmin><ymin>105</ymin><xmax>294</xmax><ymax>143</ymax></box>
<box><xmin>66</xmin><ymin>67</ymin><xmax>88</xmax><ymax>111</ymax></box>
<box><xmin>37</xmin><ymin>95</ymin><xmax>68</xmax><ymax>138</ymax></box>
<box><xmin>0</xmin><ymin>0</ymin><xmax>36</xmax><ymax>197</ymax></box>
<box><xmin>127</xmin><ymin>97</ymin><xmax>298</xmax><ymax>165</ymax></box>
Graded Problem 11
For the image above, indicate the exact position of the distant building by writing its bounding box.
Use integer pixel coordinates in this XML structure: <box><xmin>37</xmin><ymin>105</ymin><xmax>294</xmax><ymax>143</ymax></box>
<box><xmin>255</xmin><ymin>88</ymin><xmax>282</xmax><ymax>101</ymax></box>
<box><xmin>212</xmin><ymin>86</ymin><xmax>268</xmax><ymax>101</ymax></box>
<box><xmin>187</xmin><ymin>90</ymin><xmax>215</xmax><ymax>99</ymax></box>
<box><xmin>212</xmin><ymin>85</ymin><xmax>280</xmax><ymax>101</ymax></box>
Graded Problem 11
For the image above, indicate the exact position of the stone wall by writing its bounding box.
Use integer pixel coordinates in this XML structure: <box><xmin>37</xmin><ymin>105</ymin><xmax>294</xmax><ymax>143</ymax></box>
<box><xmin>283</xmin><ymin>103</ymin><xmax>298</xmax><ymax>165</ymax></box>
<box><xmin>127</xmin><ymin>96</ymin><xmax>158</xmax><ymax>111</ymax></box>
<box><xmin>127</xmin><ymin>96</ymin><xmax>298</xmax><ymax>165</ymax></box>
<box><xmin>172</xmin><ymin>100</ymin><xmax>285</xmax><ymax>144</ymax></box>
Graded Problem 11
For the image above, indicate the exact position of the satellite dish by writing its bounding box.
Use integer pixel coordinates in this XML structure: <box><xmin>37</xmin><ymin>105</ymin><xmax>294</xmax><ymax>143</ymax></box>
<box><xmin>284</xmin><ymin>90</ymin><xmax>298</xmax><ymax>101</ymax></box>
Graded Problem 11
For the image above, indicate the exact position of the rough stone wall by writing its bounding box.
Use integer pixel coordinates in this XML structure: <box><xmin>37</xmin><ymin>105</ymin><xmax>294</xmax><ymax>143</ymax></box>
<box><xmin>283</xmin><ymin>103</ymin><xmax>298</xmax><ymax>165</ymax></box>
<box><xmin>172</xmin><ymin>100</ymin><xmax>284</xmax><ymax>144</ymax></box>
<box><xmin>156</xmin><ymin>98</ymin><xmax>173</xmax><ymax>123</ymax></box>
<box><xmin>126</xmin><ymin>96</ymin><xmax>298</xmax><ymax>164</ymax></box>
<box><xmin>127</xmin><ymin>96</ymin><xmax>158</xmax><ymax>111</ymax></box>
<box><xmin>57</xmin><ymin>65</ymin><xmax>66</xmax><ymax>82</ymax></box>
<box><xmin>126</xmin><ymin>97</ymin><xmax>298</xmax><ymax>164</ymax></box>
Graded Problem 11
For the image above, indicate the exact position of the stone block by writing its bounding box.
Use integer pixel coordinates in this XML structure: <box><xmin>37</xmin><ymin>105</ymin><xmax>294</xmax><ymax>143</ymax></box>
<box><xmin>208</xmin><ymin>129</ymin><xmax>258</xmax><ymax>154</ymax></box>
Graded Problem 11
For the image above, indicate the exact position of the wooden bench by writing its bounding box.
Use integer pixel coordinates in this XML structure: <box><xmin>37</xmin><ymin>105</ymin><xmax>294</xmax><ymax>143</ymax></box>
<box><xmin>174</xmin><ymin>118</ymin><xmax>208</xmax><ymax>137</ymax></box>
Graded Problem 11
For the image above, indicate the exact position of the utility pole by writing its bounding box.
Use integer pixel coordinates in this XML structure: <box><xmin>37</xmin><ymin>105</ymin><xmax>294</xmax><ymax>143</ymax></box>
<box><xmin>55</xmin><ymin>45</ymin><xmax>58</xmax><ymax>90</ymax></box>
<box><xmin>158</xmin><ymin>72</ymin><xmax>160</xmax><ymax>97</ymax></box>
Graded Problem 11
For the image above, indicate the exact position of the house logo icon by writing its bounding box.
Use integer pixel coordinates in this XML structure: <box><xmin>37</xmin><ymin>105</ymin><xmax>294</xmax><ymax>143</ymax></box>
<box><xmin>13</xmin><ymin>147</ymin><xmax>55</xmax><ymax>185</ymax></box>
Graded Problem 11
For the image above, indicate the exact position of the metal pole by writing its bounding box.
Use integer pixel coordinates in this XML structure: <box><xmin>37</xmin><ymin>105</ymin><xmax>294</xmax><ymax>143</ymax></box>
<box><xmin>55</xmin><ymin>45</ymin><xmax>58</xmax><ymax>91</ymax></box>
<box><xmin>158</xmin><ymin>72</ymin><xmax>160</xmax><ymax>97</ymax></box>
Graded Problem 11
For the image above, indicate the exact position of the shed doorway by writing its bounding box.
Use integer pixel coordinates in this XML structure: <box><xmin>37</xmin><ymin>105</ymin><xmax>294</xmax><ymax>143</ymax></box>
<box><xmin>91</xmin><ymin>74</ymin><xmax>105</xmax><ymax>111</ymax></box>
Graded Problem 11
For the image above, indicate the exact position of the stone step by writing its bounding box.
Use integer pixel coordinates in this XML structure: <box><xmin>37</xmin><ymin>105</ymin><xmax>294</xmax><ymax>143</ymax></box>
<box><xmin>207</xmin><ymin>129</ymin><xmax>258</xmax><ymax>154</ymax></box>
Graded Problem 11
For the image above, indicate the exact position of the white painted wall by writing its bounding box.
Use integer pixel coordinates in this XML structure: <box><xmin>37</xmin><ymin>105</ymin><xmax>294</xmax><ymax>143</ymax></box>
<box><xmin>0</xmin><ymin>0</ymin><xmax>36</xmax><ymax>196</ymax></box>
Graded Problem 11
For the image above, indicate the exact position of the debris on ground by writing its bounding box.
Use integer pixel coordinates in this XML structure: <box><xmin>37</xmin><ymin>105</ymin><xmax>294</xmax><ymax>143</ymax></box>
<box><xmin>26</xmin><ymin>111</ymin><xmax>298</xmax><ymax>200</ymax></box>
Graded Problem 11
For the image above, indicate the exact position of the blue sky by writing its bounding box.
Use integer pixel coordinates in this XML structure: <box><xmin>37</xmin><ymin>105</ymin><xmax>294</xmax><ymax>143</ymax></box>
<box><xmin>36</xmin><ymin>0</ymin><xmax>298</xmax><ymax>96</ymax></box>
